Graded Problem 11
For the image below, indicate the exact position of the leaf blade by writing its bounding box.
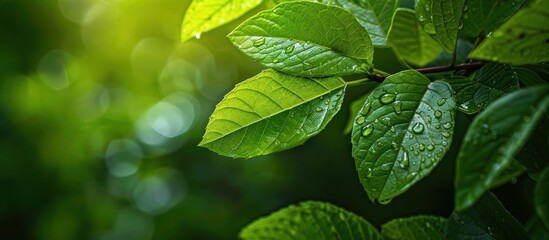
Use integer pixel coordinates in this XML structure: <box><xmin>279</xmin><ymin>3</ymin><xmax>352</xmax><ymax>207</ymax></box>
<box><xmin>535</xmin><ymin>167</ymin><xmax>549</xmax><ymax>230</ymax></box>
<box><xmin>181</xmin><ymin>0</ymin><xmax>262</xmax><ymax>42</ymax></box>
<box><xmin>388</xmin><ymin>9</ymin><xmax>443</xmax><ymax>67</ymax></box>
<box><xmin>455</xmin><ymin>86</ymin><xmax>549</xmax><ymax>211</ymax></box>
<box><xmin>469</xmin><ymin>0</ymin><xmax>549</xmax><ymax>65</ymax></box>
<box><xmin>381</xmin><ymin>215</ymin><xmax>447</xmax><ymax>240</ymax></box>
<box><xmin>228</xmin><ymin>1</ymin><xmax>374</xmax><ymax>77</ymax></box>
<box><xmin>240</xmin><ymin>201</ymin><xmax>383</xmax><ymax>240</ymax></box>
<box><xmin>461</xmin><ymin>0</ymin><xmax>525</xmax><ymax>38</ymax></box>
<box><xmin>351</xmin><ymin>70</ymin><xmax>456</xmax><ymax>202</ymax></box>
<box><xmin>200</xmin><ymin>70</ymin><xmax>346</xmax><ymax>158</ymax></box>
<box><xmin>431</xmin><ymin>0</ymin><xmax>465</xmax><ymax>53</ymax></box>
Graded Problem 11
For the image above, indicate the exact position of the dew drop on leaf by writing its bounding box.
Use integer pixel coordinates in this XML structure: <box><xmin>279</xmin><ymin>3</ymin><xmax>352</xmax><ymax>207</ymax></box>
<box><xmin>285</xmin><ymin>45</ymin><xmax>294</xmax><ymax>53</ymax></box>
<box><xmin>392</xmin><ymin>101</ymin><xmax>402</xmax><ymax>114</ymax></box>
<box><xmin>437</xmin><ymin>98</ymin><xmax>446</xmax><ymax>106</ymax></box>
<box><xmin>399</xmin><ymin>151</ymin><xmax>409</xmax><ymax>169</ymax></box>
<box><xmin>443</xmin><ymin>122</ymin><xmax>452</xmax><ymax>129</ymax></box>
<box><xmin>362</xmin><ymin>124</ymin><xmax>374</xmax><ymax>137</ymax></box>
<box><xmin>419</xmin><ymin>144</ymin><xmax>426</xmax><ymax>151</ymax></box>
<box><xmin>366</xmin><ymin>167</ymin><xmax>373</xmax><ymax>178</ymax></box>
<box><xmin>379</xmin><ymin>93</ymin><xmax>396</xmax><ymax>104</ymax></box>
<box><xmin>391</xmin><ymin>141</ymin><xmax>399</xmax><ymax>150</ymax></box>
<box><xmin>434</xmin><ymin>110</ymin><xmax>442</xmax><ymax>118</ymax></box>
<box><xmin>361</xmin><ymin>102</ymin><xmax>371</xmax><ymax>115</ymax></box>
<box><xmin>272</xmin><ymin>59</ymin><xmax>279</xmax><ymax>63</ymax></box>
<box><xmin>442</xmin><ymin>131</ymin><xmax>451</xmax><ymax>138</ymax></box>
<box><xmin>356</xmin><ymin>116</ymin><xmax>365</xmax><ymax>124</ymax></box>
<box><xmin>253</xmin><ymin>37</ymin><xmax>265</xmax><ymax>47</ymax></box>
<box><xmin>412</xmin><ymin>122</ymin><xmax>425</xmax><ymax>134</ymax></box>
<box><xmin>380</xmin><ymin>163</ymin><xmax>391</xmax><ymax>171</ymax></box>
<box><xmin>390</xmin><ymin>126</ymin><xmax>396</xmax><ymax>133</ymax></box>
<box><xmin>406</xmin><ymin>172</ymin><xmax>418</xmax><ymax>181</ymax></box>
<box><xmin>315</xmin><ymin>107</ymin><xmax>323</xmax><ymax>112</ymax></box>
<box><xmin>379</xmin><ymin>198</ymin><xmax>392</xmax><ymax>205</ymax></box>
<box><xmin>427</xmin><ymin>144</ymin><xmax>434</xmax><ymax>151</ymax></box>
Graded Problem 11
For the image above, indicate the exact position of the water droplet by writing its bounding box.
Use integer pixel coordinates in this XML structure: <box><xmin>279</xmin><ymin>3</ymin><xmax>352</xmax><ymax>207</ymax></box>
<box><xmin>392</xmin><ymin>101</ymin><xmax>402</xmax><ymax>114</ymax></box>
<box><xmin>443</xmin><ymin>122</ymin><xmax>452</xmax><ymax>129</ymax></box>
<box><xmin>437</xmin><ymin>98</ymin><xmax>446</xmax><ymax>106</ymax></box>
<box><xmin>379</xmin><ymin>93</ymin><xmax>396</xmax><ymax>104</ymax></box>
<box><xmin>315</xmin><ymin>107</ymin><xmax>323</xmax><ymax>112</ymax></box>
<box><xmin>426</xmin><ymin>222</ymin><xmax>432</xmax><ymax>228</ymax></box>
<box><xmin>366</xmin><ymin>167</ymin><xmax>373</xmax><ymax>178</ymax></box>
<box><xmin>442</xmin><ymin>141</ymin><xmax>448</xmax><ymax>146</ymax></box>
<box><xmin>414</xmin><ymin>150</ymin><xmax>419</xmax><ymax>155</ymax></box>
<box><xmin>421</xmin><ymin>157</ymin><xmax>426</xmax><ymax>163</ymax></box>
<box><xmin>427</xmin><ymin>144</ymin><xmax>434</xmax><ymax>151</ymax></box>
<box><xmin>374</xmin><ymin>119</ymin><xmax>379</xmax><ymax>123</ymax></box>
<box><xmin>406</xmin><ymin>172</ymin><xmax>418</xmax><ymax>181</ymax></box>
<box><xmin>412</xmin><ymin>123</ymin><xmax>425</xmax><ymax>134</ymax></box>
<box><xmin>272</xmin><ymin>59</ymin><xmax>279</xmax><ymax>63</ymax></box>
<box><xmin>399</xmin><ymin>152</ymin><xmax>409</xmax><ymax>169</ymax></box>
<box><xmin>376</xmin><ymin>142</ymin><xmax>384</xmax><ymax>148</ymax></box>
<box><xmin>362</xmin><ymin>124</ymin><xmax>374</xmax><ymax>137</ymax></box>
<box><xmin>435</xmin><ymin>124</ymin><xmax>441</xmax><ymax>129</ymax></box>
<box><xmin>391</xmin><ymin>141</ymin><xmax>399</xmax><ymax>150</ymax></box>
<box><xmin>481</xmin><ymin>123</ymin><xmax>490</xmax><ymax>134</ymax></box>
<box><xmin>434</xmin><ymin>110</ymin><xmax>442</xmax><ymax>118</ymax></box>
<box><xmin>194</xmin><ymin>32</ymin><xmax>202</xmax><ymax>39</ymax></box>
<box><xmin>356</xmin><ymin>116</ymin><xmax>365</xmax><ymax>124</ymax></box>
<box><xmin>380</xmin><ymin>163</ymin><xmax>391</xmax><ymax>171</ymax></box>
<box><xmin>339</xmin><ymin>212</ymin><xmax>346</xmax><ymax>221</ymax></box>
<box><xmin>390</xmin><ymin>126</ymin><xmax>396</xmax><ymax>133</ymax></box>
<box><xmin>253</xmin><ymin>38</ymin><xmax>265</xmax><ymax>47</ymax></box>
<box><xmin>379</xmin><ymin>198</ymin><xmax>392</xmax><ymax>205</ymax></box>
<box><xmin>427</xmin><ymin>117</ymin><xmax>432</xmax><ymax>123</ymax></box>
<box><xmin>419</xmin><ymin>144</ymin><xmax>426</xmax><ymax>151</ymax></box>
<box><xmin>285</xmin><ymin>45</ymin><xmax>294</xmax><ymax>53</ymax></box>
<box><xmin>442</xmin><ymin>131</ymin><xmax>451</xmax><ymax>138</ymax></box>
<box><xmin>319</xmin><ymin>96</ymin><xmax>324</xmax><ymax>100</ymax></box>
<box><xmin>361</xmin><ymin>102</ymin><xmax>371</xmax><ymax>115</ymax></box>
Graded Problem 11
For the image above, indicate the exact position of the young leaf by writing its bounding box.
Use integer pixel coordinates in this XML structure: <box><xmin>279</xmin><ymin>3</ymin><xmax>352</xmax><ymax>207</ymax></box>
<box><xmin>445</xmin><ymin>192</ymin><xmax>529</xmax><ymax>239</ymax></box>
<box><xmin>228</xmin><ymin>1</ymin><xmax>374</xmax><ymax>77</ymax></box>
<box><xmin>461</xmin><ymin>0</ymin><xmax>525</xmax><ymax>38</ymax></box>
<box><xmin>351</xmin><ymin>70</ymin><xmax>456</xmax><ymax>202</ymax></box>
<box><xmin>455</xmin><ymin>86</ymin><xmax>549</xmax><ymax>211</ymax></box>
<box><xmin>431</xmin><ymin>0</ymin><xmax>465</xmax><ymax>53</ymax></box>
<box><xmin>469</xmin><ymin>0</ymin><xmax>549</xmax><ymax>65</ymax></box>
<box><xmin>344</xmin><ymin>82</ymin><xmax>379</xmax><ymax>134</ymax></box>
<box><xmin>181</xmin><ymin>0</ymin><xmax>262</xmax><ymax>43</ymax></box>
<box><xmin>240</xmin><ymin>201</ymin><xmax>383</xmax><ymax>240</ymax></box>
<box><xmin>388</xmin><ymin>9</ymin><xmax>443</xmax><ymax>67</ymax></box>
<box><xmin>449</xmin><ymin>63</ymin><xmax>520</xmax><ymax>114</ymax></box>
<box><xmin>381</xmin><ymin>215</ymin><xmax>447</xmax><ymax>240</ymax></box>
<box><xmin>535</xmin><ymin>167</ymin><xmax>549</xmax><ymax>230</ymax></box>
<box><xmin>320</xmin><ymin>0</ymin><xmax>399</xmax><ymax>48</ymax></box>
<box><xmin>200</xmin><ymin>70</ymin><xmax>346</xmax><ymax>158</ymax></box>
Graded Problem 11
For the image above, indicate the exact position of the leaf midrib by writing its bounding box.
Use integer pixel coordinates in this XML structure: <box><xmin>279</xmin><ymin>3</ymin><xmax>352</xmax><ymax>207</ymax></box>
<box><xmin>200</xmin><ymin>80</ymin><xmax>346</xmax><ymax>145</ymax></box>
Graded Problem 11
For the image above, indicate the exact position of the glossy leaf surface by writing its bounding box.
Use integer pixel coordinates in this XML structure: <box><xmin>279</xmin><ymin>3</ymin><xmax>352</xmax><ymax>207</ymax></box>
<box><xmin>181</xmin><ymin>0</ymin><xmax>262</xmax><ymax>42</ymax></box>
<box><xmin>351</xmin><ymin>70</ymin><xmax>456</xmax><ymax>202</ymax></box>
<box><xmin>228</xmin><ymin>1</ymin><xmax>374</xmax><ymax>77</ymax></box>
<box><xmin>240</xmin><ymin>201</ymin><xmax>382</xmax><ymax>240</ymax></box>
<box><xmin>455</xmin><ymin>86</ymin><xmax>549</xmax><ymax>211</ymax></box>
<box><xmin>450</xmin><ymin>63</ymin><xmax>520</xmax><ymax>114</ymax></box>
<box><xmin>432</xmin><ymin>0</ymin><xmax>465</xmax><ymax>53</ymax></box>
<box><xmin>461</xmin><ymin>0</ymin><xmax>525</xmax><ymax>38</ymax></box>
<box><xmin>200</xmin><ymin>70</ymin><xmax>346</xmax><ymax>158</ymax></box>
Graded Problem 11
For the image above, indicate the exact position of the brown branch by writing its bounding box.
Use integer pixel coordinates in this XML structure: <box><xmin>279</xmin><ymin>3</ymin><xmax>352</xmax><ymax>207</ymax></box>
<box><xmin>368</xmin><ymin>62</ymin><xmax>486</xmax><ymax>82</ymax></box>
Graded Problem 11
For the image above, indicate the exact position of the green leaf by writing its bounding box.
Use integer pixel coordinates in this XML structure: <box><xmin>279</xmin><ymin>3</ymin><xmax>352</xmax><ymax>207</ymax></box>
<box><xmin>517</xmin><ymin>119</ymin><xmax>549</xmax><ymax>176</ymax></box>
<box><xmin>240</xmin><ymin>201</ymin><xmax>383</xmax><ymax>240</ymax></box>
<box><xmin>431</xmin><ymin>0</ymin><xmax>465</xmax><ymax>53</ymax></box>
<box><xmin>381</xmin><ymin>215</ymin><xmax>447</xmax><ymax>240</ymax></box>
<box><xmin>181</xmin><ymin>0</ymin><xmax>262</xmax><ymax>43</ymax></box>
<box><xmin>536</xmin><ymin>167</ymin><xmax>549</xmax><ymax>230</ymax></box>
<box><xmin>455</xmin><ymin>86</ymin><xmax>549</xmax><ymax>211</ymax></box>
<box><xmin>344</xmin><ymin>83</ymin><xmax>379</xmax><ymax>134</ymax></box>
<box><xmin>228</xmin><ymin>1</ymin><xmax>374</xmax><ymax>77</ymax></box>
<box><xmin>461</xmin><ymin>0</ymin><xmax>525</xmax><ymax>38</ymax></box>
<box><xmin>469</xmin><ymin>0</ymin><xmax>549</xmax><ymax>65</ymax></box>
<box><xmin>515</xmin><ymin>67</ymin><xmax>548</xmax><ymax>87</ymax></box>
<box><xmin>445</xmin><ymin>192</ymin><xmax>529</xmax><ymax>239</ymax></box>
<box><xmin>388</xmin><ymin>9</ymin><xmax>443</xmax><ymax>67</ymax></box>
<box><xmin>320</xmin><ymin>0</ymin><xmax>400</xmax><ymax>48</ymax></box>
<box><xmin>525</xmin><ymin>215</ymin><xmax>549</xmax><ymax>240</ymax></box>
<box><xmin>351</xmin><ymin>70</ymin><xmax>456</xmax><ymax>202</ymax></box>
<box><xmin>449</xmin><ymin>63</ymin><xmax>520</xmax><ymax>114</ymax></box>
<box><xmin>200</xmin><ymin>70</ymin><xmax>346</xmax><ymax>158</ymax></box>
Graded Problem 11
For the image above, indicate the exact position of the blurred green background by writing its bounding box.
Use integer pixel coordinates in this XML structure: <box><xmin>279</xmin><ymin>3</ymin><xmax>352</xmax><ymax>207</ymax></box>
<box><xmin>0</xmin><ymin>0</ymin><xmax>537</xmax><ymax>239</ymax></box>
